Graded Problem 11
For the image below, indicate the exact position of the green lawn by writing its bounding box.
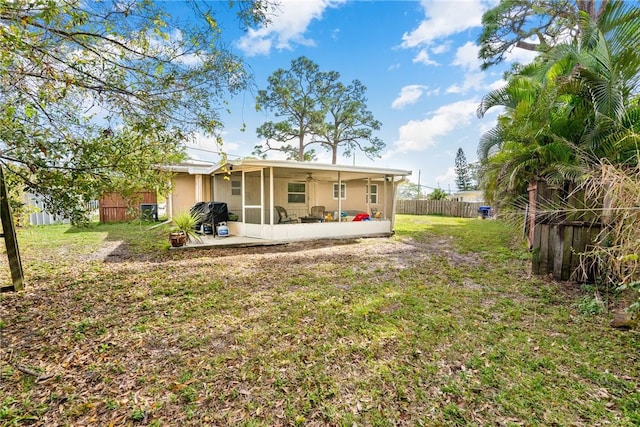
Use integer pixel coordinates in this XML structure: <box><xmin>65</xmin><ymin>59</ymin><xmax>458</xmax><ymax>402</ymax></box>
<box><xmin>1</xmin><ymin>215</ymin><xmax>638</xmax><ymax>426</ymax></box>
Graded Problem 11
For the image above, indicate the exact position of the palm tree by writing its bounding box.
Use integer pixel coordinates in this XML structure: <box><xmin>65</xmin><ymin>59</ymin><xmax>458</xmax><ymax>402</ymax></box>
<box><xmin>476</xmin><ymin>1</ymin><xmax>640</xmax><ymax>206</ymax></box>
<box><xmin>477</xmin><ymin>63</ymin><xmax>585</xmax><ymax>205</ymax></box>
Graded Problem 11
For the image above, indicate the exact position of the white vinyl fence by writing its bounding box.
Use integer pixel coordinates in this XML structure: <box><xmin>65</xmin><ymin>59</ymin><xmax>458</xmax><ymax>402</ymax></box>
<box><xmin>26</xmin><ymin>194</ymin><xmax>99</xmax><ymax>225</ymax></box>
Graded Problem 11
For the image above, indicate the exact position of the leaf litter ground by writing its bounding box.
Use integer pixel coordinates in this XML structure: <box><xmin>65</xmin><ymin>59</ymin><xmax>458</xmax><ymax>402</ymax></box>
<box><xmin>1</xmin><ymin>216</ymin><xmax>639</xmax><ymax>426</ymax></box>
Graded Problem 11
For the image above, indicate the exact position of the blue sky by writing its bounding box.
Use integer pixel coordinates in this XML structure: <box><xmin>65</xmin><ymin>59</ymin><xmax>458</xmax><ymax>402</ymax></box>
<box><xmin>183</xmin><ymin>0</ymin><xmax>538</xmax><ymax>193</ymax></box>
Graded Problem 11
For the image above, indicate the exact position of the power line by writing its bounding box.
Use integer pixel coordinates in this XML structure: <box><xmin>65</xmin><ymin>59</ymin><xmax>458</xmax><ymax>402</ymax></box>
<box><xmin>185</xmin><ymin>146</ymin><xmax>244</xmax><ymax>159</ymax></box>
<box><xmin>417</xmin><ymin>183</ymin><xmax>444</xmax><ymax>191</ymax></box>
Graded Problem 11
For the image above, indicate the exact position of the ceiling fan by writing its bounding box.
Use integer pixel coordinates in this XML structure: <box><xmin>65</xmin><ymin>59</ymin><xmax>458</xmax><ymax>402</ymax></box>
<box><xmin>306</xmin><ymin>172</ymin><xmax>318</xmax><ymax>182</ymax></box>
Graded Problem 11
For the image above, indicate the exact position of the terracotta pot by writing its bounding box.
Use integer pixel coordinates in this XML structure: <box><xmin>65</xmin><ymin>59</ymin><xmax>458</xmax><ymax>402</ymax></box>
<box><xmin>169</xmin><ymin>232</ymin><xmax>187</xmax><ymax>247</ymax></box>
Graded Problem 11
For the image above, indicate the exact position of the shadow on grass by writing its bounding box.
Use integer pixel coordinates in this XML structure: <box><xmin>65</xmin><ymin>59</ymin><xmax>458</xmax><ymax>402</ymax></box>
<box><xmin>53</xmin><ymin>220</ymin><xmax>173</xmax><ymax>262</ymax></box>
<box><xmin>37</xmin><ymin>215</ymin><xmax>525</xmax><ymax>265</ymax></box>
<box><xmin>56</xmin><ymin>220</ymin><xmax>368</xmax><ymax>264</ymax></box>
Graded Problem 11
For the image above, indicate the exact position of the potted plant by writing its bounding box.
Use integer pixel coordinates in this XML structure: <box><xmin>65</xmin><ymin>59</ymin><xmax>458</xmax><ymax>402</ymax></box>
<box><xmin>169</xmin><ymin>211</ymin><xmax>201</xmax><ymax>247</ymax></box>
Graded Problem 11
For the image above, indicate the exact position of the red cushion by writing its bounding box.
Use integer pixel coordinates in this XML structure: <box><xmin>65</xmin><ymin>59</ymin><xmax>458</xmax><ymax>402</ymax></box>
<box><xmin>352</xmin><ymin>213</ymin><xmax>370</xmax><ymax>221</ymax></box>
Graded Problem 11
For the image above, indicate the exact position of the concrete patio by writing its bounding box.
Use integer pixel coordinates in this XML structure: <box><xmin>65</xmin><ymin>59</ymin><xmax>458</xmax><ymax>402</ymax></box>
<box><xmin>171</xmin><ymin>234</ymin><xmax>282</xmax><ymax>250</ymax></box>
<box><xmin>171</xmin><ymin>230</ymin><xmax>393</xmax><ymax>250</ymax></box>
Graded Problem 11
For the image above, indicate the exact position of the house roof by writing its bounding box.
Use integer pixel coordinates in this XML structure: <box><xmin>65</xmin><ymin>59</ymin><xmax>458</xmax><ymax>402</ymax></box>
<box><xmin>162</xmin><ymin>159</ymin><xmax>215</xmax><ymax>174</ymax></box>
<box><xmin>208</xmin><ymin>159</ymin><xmax>412</xmax><ymax>182</ymax></box>
<box><xmin>452</xmin><ymin>190</ymin><xmax>483</xmax><ymax>196</ymax></box>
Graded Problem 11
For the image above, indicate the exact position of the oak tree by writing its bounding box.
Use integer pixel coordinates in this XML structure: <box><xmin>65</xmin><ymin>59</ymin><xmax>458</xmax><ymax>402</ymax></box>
<box><xmin>0</xmin><ymin>0</ymin><xmax>272</xmax><ymax>223</ymax></box>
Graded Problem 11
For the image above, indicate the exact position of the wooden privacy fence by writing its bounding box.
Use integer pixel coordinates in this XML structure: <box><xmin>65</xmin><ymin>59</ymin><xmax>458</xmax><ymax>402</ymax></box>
<box><xmin>99</xmin><ymin>191</ymin><xmax>157</xmax><ymax>223</ymax></box>
<box><xmin>531</xmin><ymin>222</ymin><xmax>602</xmax><ymax>281</ymax></box>
<box><xmin>396</xmin><ymin>199</ymin><xmax>484</xmax><ymax>218</ymax></box>
<box><xmin>529</xmin><ymin>181</ymin><xmax>602</xmax><ymax>281</ymax></box>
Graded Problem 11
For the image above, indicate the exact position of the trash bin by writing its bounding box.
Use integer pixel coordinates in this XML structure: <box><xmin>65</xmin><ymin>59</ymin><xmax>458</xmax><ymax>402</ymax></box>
<box><xmin>478</xmin><ymin>206</ymin><xmax>491</xmax><ymax>219</ymax></box>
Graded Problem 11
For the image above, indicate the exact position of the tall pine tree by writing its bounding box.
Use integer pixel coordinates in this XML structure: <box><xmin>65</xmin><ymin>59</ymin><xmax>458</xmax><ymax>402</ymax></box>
<box><xmin>454</xmin><ymin>148</ymin><xmax>473</xmax><ymax>191</ymax></box>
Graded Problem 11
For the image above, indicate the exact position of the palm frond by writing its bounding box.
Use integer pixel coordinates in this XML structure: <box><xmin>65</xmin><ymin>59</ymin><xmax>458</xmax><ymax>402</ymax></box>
<box><xmin>477</xmin><ymin>87</ymin><xmax>511</xmax><ymax>118</ymax></box>
<box><xmin>478</xmin><ymin>125</ymin><xmax>506</xmax><ymax>160</ymax></box>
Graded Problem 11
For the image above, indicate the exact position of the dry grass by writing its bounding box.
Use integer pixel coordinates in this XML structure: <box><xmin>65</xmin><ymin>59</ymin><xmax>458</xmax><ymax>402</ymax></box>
<box><xmin>1</xmin><ymin>216</ymin><xmax>639</xmax><ymax>426</ymax></box>
<box><xmin>580</xmin><ymin>164</ymin><xmax>640</xmax><ymax>301</ymax></box>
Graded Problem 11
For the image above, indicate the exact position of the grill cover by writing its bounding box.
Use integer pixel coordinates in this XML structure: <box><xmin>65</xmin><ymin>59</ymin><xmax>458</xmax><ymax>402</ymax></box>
<box><xmin>190</xmin><ymin>201</ymin><xmax>229</xmax><ymax>227</ymax></box>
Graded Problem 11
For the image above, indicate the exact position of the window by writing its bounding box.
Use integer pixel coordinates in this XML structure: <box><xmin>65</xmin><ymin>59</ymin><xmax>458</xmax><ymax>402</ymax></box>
<box><xmin>231</xmin><ymin>180</ymin><xmax>241</xmax><ymax>196</ymax></box>
<box><xmin>366</xmin><ymin>184</ymin><xmax>378</xmax><ymax>204</ymax></box>
<box><xmin>287</xmin><ymin>182</ymin><xmax>306</xmax><ymax>203</ymax></box>
<box><xmin>333</xmin><ymin>183</ymin><xmax>346</xmax><ymax>200</ymax></box>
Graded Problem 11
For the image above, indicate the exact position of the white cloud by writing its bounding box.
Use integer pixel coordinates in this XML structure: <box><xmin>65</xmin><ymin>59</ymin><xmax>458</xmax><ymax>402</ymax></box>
<box><xmin>435</xmin><ymin>167</ymin><xmax>456</xmax><ymax>188</ymax></box>
<box><xmin>146</xmin><ymin>29</ymin><xmax>207</xmax><ymax>66</ymax></box>
<box><xmin>401</xmin><ymin>0</ymin><xmax>485</xmax><ymax>48</ymax></box>
<box><xmin>431</xmin><ymin>43</ymin><xmax>451</xmax><ymax>55</ymax></box>
<box><xmin>486</xmin><ymin>78</ymin><xmax>506</xmax><ymax>91</ymax></box>
<box><xmin>391</xmin><ymin>85</ymin><xmax>429</xmax><ymax>109</ymax></box>
<box><xmin>185</xmin><ymin>132</ymin><xmax>241</xmax><ymax>162</ymax></box>
<box><xmin>413</xmin><ymin>49</ymin><xmax>439</xmax><ymax>66</ymax></box>
<box><xmin>400</xmin><ymin>0</ymin><xmax>487</xmax><ymax>64</ymax></box>
<box><xmin>479</xmin><ymin>119</ymin><xmax>497</xmax><ymax>136</ymax></box>
<box><xmin>392</xmin><ymin>99</ymin><xmax>479</xmax><ymax>153</ymax></box>
<box><xmin>238</xmin><ymin>33</ymin><xmax>273</xmax><ymax>56</ymax></box>
<box><xmin>444</xmin><ymin>42</ymin><xmax>486</xmax><ymax>94</ymax></box>
<box><xmin>400</xmin><ymin>1</ymin><xmax>540</xmax><ymax>69</ymax></box>
<box><xmin>80</xmin><ymin>94</ymin><xmax>110</xmax><ymax>123</ymax></box>
<box><xmin>236</xmin><ymin>0</ymin><xmax>346</xmax><ymax>56</ymax></box>
<box><xmin>503</xmin><ymin>45</ymin><xmax>540</xmax><ymax>65</ymax></box>
<box><xmin>446</xmin><ymin>71</ymin><xmax>485</xmax><ymax>94</ymax></box>
<box><xmin>451</xmin><ymin>41</ymin><xmax>482</xmax><ymax>71</ymax></box>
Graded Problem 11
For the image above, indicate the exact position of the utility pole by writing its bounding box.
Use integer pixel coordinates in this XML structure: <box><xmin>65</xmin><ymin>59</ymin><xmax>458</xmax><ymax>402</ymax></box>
<box><xmin>416</xmin><ymin>169</ymin><xmax>421</xmax><ymax>200</ymax></box>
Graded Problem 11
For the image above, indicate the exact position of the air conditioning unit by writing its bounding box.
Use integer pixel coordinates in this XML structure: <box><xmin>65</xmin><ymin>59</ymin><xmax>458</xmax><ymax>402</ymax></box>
<box><xmin>140</xmin><ymin>203</ymin><xmax>158</xmax><ymax>221</ymax></box>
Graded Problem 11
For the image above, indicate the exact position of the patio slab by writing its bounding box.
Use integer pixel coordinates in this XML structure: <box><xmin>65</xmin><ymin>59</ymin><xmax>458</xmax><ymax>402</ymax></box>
<box><xmin>171</xmin><ymin>234</ymin><xmax>281</xmax><ymax>249</ymax></box>
<box><xmin>171</xmin><ymin>231</ymin><xmax>393</xmax><ymax>250</ymax></box>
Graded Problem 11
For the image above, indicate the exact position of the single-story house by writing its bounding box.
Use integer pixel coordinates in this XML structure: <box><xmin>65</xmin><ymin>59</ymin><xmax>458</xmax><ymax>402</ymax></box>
<box><xmin>448</xmin><ymin>190</ymin><xmax>484</xmax><ymax>203</ymax></box>
<box><xmin>165</xmin><ymin>159</ymin><xmax>412</xmax><ymax>241</ymax></box>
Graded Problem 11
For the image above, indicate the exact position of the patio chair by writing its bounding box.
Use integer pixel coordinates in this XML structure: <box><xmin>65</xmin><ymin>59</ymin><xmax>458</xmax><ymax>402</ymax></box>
<box><xmin>310</xmin><ymin>205</ymin><xmax>325</xmax><ymax>219</ymax></box>
<box><xmin>275</xmin><ymin>206</ymin><xmax>298</xmax><ymax>224</ymax></box>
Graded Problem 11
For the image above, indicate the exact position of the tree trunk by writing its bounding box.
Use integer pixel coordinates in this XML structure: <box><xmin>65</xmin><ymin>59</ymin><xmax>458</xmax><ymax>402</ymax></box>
<box><xmin>298</xmin><ymin>133</ymin><xmax>305</xmax><ymax>161</ymax></box>
<box><xmin>0</xmin><ymin>166</ymin><xmax>24</xmax><ymax>291</ymax></box>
